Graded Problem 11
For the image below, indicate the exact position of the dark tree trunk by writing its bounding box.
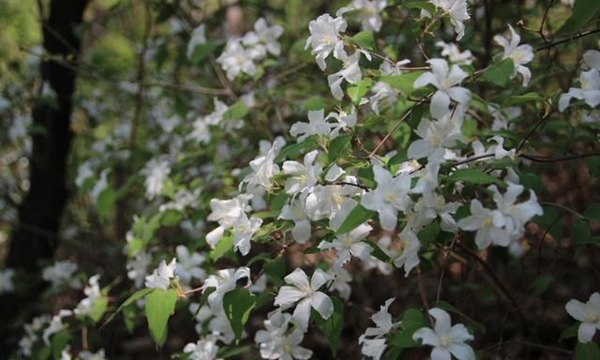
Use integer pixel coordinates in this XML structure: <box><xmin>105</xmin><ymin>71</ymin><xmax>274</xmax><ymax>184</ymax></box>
<box><xmin>0</xmin><ymin>0</ymin><xmax>89</xmax><ymax>353</ymax></box>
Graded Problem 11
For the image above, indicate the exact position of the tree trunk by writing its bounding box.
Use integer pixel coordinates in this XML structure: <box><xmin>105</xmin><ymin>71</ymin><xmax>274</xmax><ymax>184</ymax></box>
<box><xmin>0</xmin><ymin>0</ymin><xmax>89</xmax><ymax>353</ymax></box>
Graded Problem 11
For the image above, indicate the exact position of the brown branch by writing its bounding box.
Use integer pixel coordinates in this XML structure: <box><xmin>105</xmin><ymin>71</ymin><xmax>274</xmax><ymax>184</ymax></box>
<box><xmin>520</xmin><ymin>152</ymin><xmax>600</xmax><ymax>163</ymax></box>
<box><xmin>535</xmin><ymin>27</ymin><xmax>600</xmax><ymax>52</ymax></box>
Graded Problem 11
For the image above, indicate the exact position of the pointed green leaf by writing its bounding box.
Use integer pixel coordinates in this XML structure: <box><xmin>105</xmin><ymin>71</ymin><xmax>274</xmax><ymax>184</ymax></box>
<box><xmin>349</xmin><ymin>30</ymin><xmax>376</xmax><ymax>51</ymax></box>
<box><xmin>145</xmin><ymin>289</ymin><xmax>178</xmax><ymax>347</ymax></box>
<box><xmin>314</xmin><ymin>297</ymin><xmax>343</xmax><ymax>357</ymax></box>
<box><xmin>104</xmin><ymin>288</ymin><xmax>154</xmax><ymax>326</ymax></box>
<box><xmin>223</xmin><ymin>101</ymin><xmax>248</xmax><ymax>120</ymax></box>
<box><xmin>557</xmin><ymin>0</ymin><xmax>600</xmax><ymax>35</ymax></box>
<box><xmin>223</xmin><ymin>288</ymin><xmax>256</xmax><ymax>343</ymax></box>
<box><xmin>380</xmin><ymin>72</ymin><xmax>423</xmax><ymax>94</ymax></box>
<box><xmin>336</xmin><ymin>204</ymin><xmax>375</xmax><ymax>235</ymax></box>
<box><xmin>576</xmin><ymin>342</ymin><xmax>600</xmax><ymax>360</ymax></box>
<box><xmin>328</xmin><ymin>135</ymin><xmax>352</xmax><ymax>163</ymax></box>
<box><xmin>347</xmin><ymin>78</ymin><xmax>373</xmax><ymax>105</ymax></box>
<box><xmin>481</xmin><ymin>59</ymin><xmax>514</xmax><ymax>87</ymax></box>
<box><xmin>447</xmin><ymin>168</ymin><xmax>505</xmax><ymax>186</ymax></box>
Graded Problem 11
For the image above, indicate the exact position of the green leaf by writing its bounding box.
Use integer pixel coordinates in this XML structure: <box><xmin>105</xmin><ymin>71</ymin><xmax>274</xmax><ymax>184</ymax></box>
<box><xmin>583</xmin><ymin>204</ymin><xmax>600</xmax><ymax>221</ymax></box>
<box><xmin>388</xmin><ymin>308</ymin><xmax>429</xmax><ymax>349</ymax></box>
<box><xmin>104</xmin><ymin>288</ymin><xmax>154</xmax><ymax>326</ymax></box>
<box><xmin>559</xmin><ymin>323</ymin><xmax>579</xmax><ymax>341</ymax></box>
<box><xmin>503</xmin><ymin>92</ymin><xmax>544</xmax><ymax>107</ymax></box>
<box><xmin>190</xmin><ymin>42</ymin><xmax>219</xmax><ymax>65</ymax></box>
<box><xmin>304</xmin><ymin>96</ymin><xmax>326</xmax><ymax>111</ymax></box>
<box><xmin>51</xmin><ymin>330</ymin><xmax>71</xmax><ymax>360</ymax></box>
<box><xmin>447</xmin><ymin>168</ymin><xmax>505</xmax><ymax>186</ymax></box>
<box><xmin>347</xmin><ymin>77</ymin><xmax>373</xmax><ymax>105</ymax></box>
<box><xmin>402</xmin><ymin>0</ymin><xmax>436</xmax><ymax>14</ymax></box>
<box><xmin>336</xmin><ymin>204</ymin><xmax>375</xmax><ymax>235</ymax></box>
<box><xmin>380</xmin><ymin>72</ymin><xmax>423</xmax><ymax>94</ymax></box>
<box><xmin>480</xmin><ymin>58</ymin><xmax>514</xmax><ymax>87</ymax></box>
<box><xmin>89</xmin><ymin>296</ymin><xmax>109</xmax><ymax>324</ymax></box>
<box><xmin>223</xmin><ymin>101</ymin><xmax>248</xmax><ymax>120</ymax></box>
<box><xmin>209</xmin><ymin>232</ymin><xmax>234</xmax><ymax>260</ymax></box>
<box><xmin>314</xmin><ymin>297</ymin><xmax>343</xmax><ymax>357</ymax></box>
<box><xmin>145</xmin><ymin>289</ymin><xmax>178</xmax><ymax>347</ymax></box>
<box><xmin>574</xmin><ymin>219</ymin><xmax>592</xmax><ymax>245</ymax></box>
<box><xmin>161</xmin><ymin>210</ymin><xmax>183</xmax><ymax>227</ymax></box>
<box><xmin>348</xmin><ymin>30</ymin><xmax>376</xmax><ymax>51</ymax></box>
<box><xmin>223</xmin><ymin>288</ymin><xmax>256</xmax><ymax>343</ymax></box>
<box><xmin>275</xmin><ymin>138</ymin><xmax>318</xmax><ymax>163</ymax></box>
<box><xmin>328</xmin><ymin>135</ymin><xmax>352</xmax><ymax>163</ymax></box>
<box><xmin>576</xmin><ymin>342</ymin><xmax>600</xmax><ymax>360</ymax></box>
<box><xmin>97</xmin><ymin>188</ymin><xmax>117</xmax><ymax>221</ymax></box>
<box><xmin>557</xmin><ymin>0</ymin><xmax>600</xmax><ymax>35</ymax></box>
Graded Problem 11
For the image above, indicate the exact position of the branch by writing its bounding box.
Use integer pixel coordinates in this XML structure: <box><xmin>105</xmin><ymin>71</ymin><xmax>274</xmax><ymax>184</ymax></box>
<box><xmin>535</xmin><ymin>27</ymin><xmax>600</xmax><ymax>52</ymax></box>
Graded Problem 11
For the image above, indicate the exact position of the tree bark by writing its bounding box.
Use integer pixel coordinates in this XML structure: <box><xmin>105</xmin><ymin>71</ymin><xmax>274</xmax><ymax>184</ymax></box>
<box><xmin>0</xmin><ymin>0</ymin><xmax>89</xmax><ymax>353</ymax></box>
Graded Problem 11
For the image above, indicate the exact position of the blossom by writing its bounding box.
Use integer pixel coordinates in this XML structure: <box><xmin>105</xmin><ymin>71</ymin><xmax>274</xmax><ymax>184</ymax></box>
<box><xmin>494</xmin><ymin>25</ymin><xmax>534</xmax><ymax>86</ymax></box>
<box><xmin>141</xmin><ymin>158</ymin><xmax>171</xmax><ymax>200</ymax></box>
<box><xmin>206</xmin><ymin>194</ymin><xmax>252</xmax><ymax>247</ymax></box>
<box><xmin>217</xmin><ymin>39</ymin><xmax>256</xmax><ymax>80</ymax></box>
<box><xmin>407</xmin><ymin>114</ymin><xmax>464</xmax><ymax>161</ymax></box>
<box><xmin>283</xmin><ymin>150</ymin><xmax>322</xmax><ymax>194</ymax></box>
<box><xmin>328</xmin><ymin>107</ymin><xmax>357</xmax><ymax>138</ymax></box>
<box><xmin>74</xmin><ymin>275</ymin><xmax>102</xmax><ymax>318</ymax></box>
<box><xmin>457</xmin><ymin>199</ymin><xmax>509</xmax><ymax>249</ymax></box>
<box><xmin>327</xmin><ymin>50</ymin><xmax>369</xmax><ymax>100</ymax></box>
<box><xmin>565</xmin><ymin>292</ymin><xmax>600</xmax><ymax>343</ymax></box>
<box><xmin>361</xmin><ymin>164</ymin><xmax>413</xmax><ymax>231</ymax></box>
<box><xmin>0</xmin><ymin>268</ymin><xmax>15</xmax><ymax>294</ymax></box>
<box><xmin>436</xmin><ymin>41</ymin><xmax>473</xmax><ymax>65</ymax></box>
<box><xmin>78</xmin><ymin>349</ymin><xmax>107</xmax><ymax>360</ymax></box>
<box><xmin>429</xmin><ymin>0</ymin><xmax>470</xmax><ymax>40</ymax></box>
<box><xmin>255</xmin><ymin>310</ymin><xmax>313</xmax><ymax>360</ymax></box>
<box><xmin>279</xmin><ymin>196</ymin><xmax>312</xmax><ymax>244</ymax></box>
<box><xmin>242</xmin><ymin>18</ymin><xmax>283</xmax><ymax>57</ymax></box>
<box><xmin>175</xmin><ymin>245</ymin><xmax>206</xmax><ymax>285</ymax></box>
<box><xmin>145</xmin><ymin>258</ymin><xmax>177</xmax><ymax>290</ymax></box>
<box><xmin>559</xmin><ymin>50</ymin><xmax>600</xmax><ymax>111</ymax></box>
<box><xmin>350</xmin><ymin>0</ymin><xmax>387</xmax><ymax>32</ymax></box>
<box><xmin>231</xmin><ymin>214</ymin><xmax>262</xmax><ymax>255</ymax></box>
<box><xmin>290</xmin><ymin>109</ymin><xmax>333</xmax><ymax>142</ymax></box>
<box><xmin>305</xmin><ymin>182</ymin><xmax>362</xmax><ymax>221</ymax></box>
<box><xmin>413</xmin><ymin>308</ymin><xmax>475</xmax><ymax>360</ymax></box>
<box><xmin>392</xmin><ymin>227</ymin><xmax>421</xmax><ymax>276</ymax></box>
<box><xmin>243</xmin><ymin>142</ymin><xmax>280</xmax><ymax>192</ymax></box>
<box><xmin>203</xmin><ymin>267</ymin><xmax>251</xmax><ymax>309</ymax></box>
<box><xmin>43</xmin><ymin>310</ymin><xmax>73</xmax><ymax>345</ymax></box>
<box><xmin>273</xmin><ymin>268</ymin><xmax>334</xmax><ymax>330</ymax></box>
<box><xmin>126</xmin><ymin>251</ymin><xmax>152</xmax><ymax>288</ymax></box>
<box><xmin>359</xmin><ymin>298</ymin><xmax>396</xmax><ymax>360</ymax></box>
<box><xmin>305</xmin><ymin>14</ymin><xmax>348</xmax><ymax>70</ymax></box>
<box><xmin>414</xmin><ymin>58</ymin><xmax>470</xmax><ymax>119</ymax></box>
<box><xmin>183</xmin><ymin>335</ymin><xmax>222</xmax><ymax>360</ymax></box>
<box><xmin>42</xmin><ymin>260</ymin><xmax>81</xmax><ymax>289</ymax></box>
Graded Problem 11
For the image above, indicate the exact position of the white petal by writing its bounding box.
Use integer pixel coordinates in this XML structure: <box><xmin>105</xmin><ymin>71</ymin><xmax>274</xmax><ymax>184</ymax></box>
<box><xmin>431</xmin><ymin>347</ymin><xmax>452</xmax><ymax>360</ymax></box>
<box><xmin>429</xmin><ymin>308</ymin><xmax>452</xmax><ymax>334</ymax></box>
<box><xmin>284</xmin><ymin>268</ymin><xmax>310</xmax><ymax>288</ymax></box>
<box><xmin>566</xmin><ymin>299</ymin><xmax>588</xmax><ymax>322</ymax></box>
<box><xmin>311</xmin><ymin>291</ymin><xmax>334</xmax><ymax>320</ymax></box>
<box><xmin>578</xmin><ymin>322</ymin><xmax>597</xmax><ymax>343</ymax></box>
<box><xmin>310</xmin><ymin>268</ymin><xmax>333</xmax><ymax>290</ymax></box>
<box><xmin>292</xmin><ymin>298</ymin><xmax>312</xmax><ymax>330</ymax></box>
<box><xmin>430</xmin><ymin>90</ymin><xmax>451</xmax><ymax>119</ymax></box>
<box><xmin>448</xmin><ymin>343</ymin><xmax>476</xmax><ymax>360</ymax></box>
<box><xmin>274</xmin><ymin>286</ymin><xmax>306</xmax><ymax>307</ymax></box>
<box><xmin>413</xmin><ymin>327</ymin><xmax>440</xmax><ymax>346</ymax></box>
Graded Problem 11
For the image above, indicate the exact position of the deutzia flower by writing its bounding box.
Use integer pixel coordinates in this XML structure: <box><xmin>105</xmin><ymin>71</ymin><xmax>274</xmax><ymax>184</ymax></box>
<box><xmin>43</xmin><ymin>310</ymin><xmax>73</xmax><ymax>345</ymax></box>
<box><xmin>273</xmin><ymin>268</ymin><xmax>334</xmax><ymax>330</ymax></box>
<box><xmin>283</xmin><ymin>150</ymin><xmax>322</xmax><ymax>195</ymax></box>
<box><xmin>231</xmin><ymin>214</ymin><xmax>262</xmax><ymax>255</ymax></box>
<box><xmin>42</xmin><ymin>260</ymin><xmax>81</xmax><ymax>289</ymax></box>
<box><xmin>141</xmin><ymin>158</ymin><xmax>171</xmax><ymax>200</ymax></box>
<box><xmin>328</xmin><ymin>107</ymin><xmax>357</xmax><ymax>138</ymax></box>
<box><xmin>359</xmin><ymin>298</ymin><xmax>396</xmax><ymax>360</ymax></box>
<box><xmin>279</xmin><ymin>195</ymin><xmax>312</xmax><ymax>244</ymax></box>
<box><xmin>217</xmin><ymin>39</ymin><xmax>256</xmax><ymax>80</ymax></box>
<box><xmin>0</xmin><ymin>268</ymin><xmax>15</xmax><ymax>294</ymax></box>
<box><xmin>145</xmin><ymin>258</ymin><xmax>177</xmax><ymax>290</ymax></box>
<box><xmin>392</xmin><ymin>227</ymin><xmax>421</xmax><ymax>276</ymax></box>
<box><xmin>126</xmin><ymin>251</ymin><xmax>152</xmax><ymax>288</ymax></box>
<box><xmin>414</xmin><ymin>58</ymin><xmax>470</xmax><ymax>119</ymax></box>
<box><xmin>457</xmin><ymin>199</ymin><xmax>509</xmax><ymax>249</ymax></box>
<box><xmin>407</xmin><ymin>114</ymin><xmax>464</xmax><ymax>161</ymax></box>
<box><xmin>203</xmin><ymin>267</ymin><xmax>251</xmax><ymax>309</ymax></box>
<box><xmin>428</xmin><ymin>0</ymin><xmax>470</xmax><ymax>40</ymax></box>
<box><xmin>242</xmin><ymin>18</ymin><xmax>283</xmax><ymax>58</ymax></box>
<box><xmin>183</xmin><ymin>335</ymin><xmax>222</xmax><ymax>360</ymax></box>
<box><xmin>361</xmin><ymin>164</ymin><xmax>413</xmax><ymax>231</ymax></box>
<box><xmin>78</xmin><ymin>349</ymin><xmax>107</xmax><ymax>360</ymax></box>
<box><xmin>206</xmin><ymin>194</ymin><xmax>252</xmax><ymax>248</ymax></box>
<box><xmin>493</xmin><ymin>25</ymin><xmax>534</xmax><ymax>86</ymax></box>
<box><xmin>436</xmin><ymin>41</ymin><xmax>473</xmax><ymax>65</ymax></box>
<box><xmin>305</xmin><ymin>13</ymin><xmax>348</xmax><ymax>70</ymax></box>
<box><xmin>73</xmin><ymin>275</ymin><xmax>102</xmax><ymax>318</ymax></box>
<box><xmin>565</xmin><ymin>292</ymin><xmax>600</xmax><ymax>343</ymax></box>
<box><xmin>559</xmin><ymin>50</ymin><xmax>600</xmax><ymax>111</ymax></box>
<box><xmin>350</xmin><ymin>0</ymin><xmax>387</xmax><ymax>32</ymax></box>
<box><xmin>290</xmin><ymin>109</ymin><xmax>333</xmax><ymax>142</ymax></box>
<box><xmin>413</xmin><ymin>308</ymin><xmax>475</xmax><ymax>360</ymax></box>
<box><xmin>328</xmin><ymin>50</ymin><xmax>371</xmax><ymax>100</ymax></box>
<box><xmin>243</xmin><ymin>142</ymin><xmax>280</xmax><ymax>192</ymax></box>
<box><xmin>175</xmin><ymin>245</ymin><xmax>206</xmax><ymax>285</ymax></box>
<box><xmin>255</xmin><ymin>310</ymin><xmax>313</xmax><ymax>360</ymax></box>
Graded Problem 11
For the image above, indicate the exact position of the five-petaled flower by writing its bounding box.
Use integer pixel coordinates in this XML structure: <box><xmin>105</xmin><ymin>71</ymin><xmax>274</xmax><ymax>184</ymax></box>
<box><xmin>413</xmin><ymin>308</ymin><xmax>475</xmax><ymax>360</ymax></box>
<box><xmin>566</xmin><ymin>292</ymin><xmax>600</xmax><ymax>343</ymax></box>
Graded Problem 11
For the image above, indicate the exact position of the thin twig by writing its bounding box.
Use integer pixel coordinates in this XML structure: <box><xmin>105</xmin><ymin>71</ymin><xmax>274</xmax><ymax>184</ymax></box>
<box><xmin>520</xmin><ymin>152</ymin><xmax>600</xmax><ymax>163</ymax></box>
<box><xmin>535</xmin><ymin>27</ymin><xmax>600</xmax><ymax>52</ymax></box>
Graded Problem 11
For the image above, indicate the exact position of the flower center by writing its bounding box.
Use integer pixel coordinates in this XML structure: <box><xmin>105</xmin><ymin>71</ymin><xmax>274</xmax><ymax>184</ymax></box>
<box><xmin>586</xmin><ymin>314</ymin><xmax>599</xmax><ymax>323</ymax></box>
<box><xmin>482</xmin><ymin>217</ymin><xmax>493</xmax><ymax>228</ymax></box>
<box><xmin>440</xmin><ymin>334</ymin><xmax>452</xmax><ymax>347</ymax></box>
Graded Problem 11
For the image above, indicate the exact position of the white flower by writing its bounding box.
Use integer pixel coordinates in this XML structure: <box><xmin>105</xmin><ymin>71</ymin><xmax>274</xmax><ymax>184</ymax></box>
<box><xmin>206</xmin><ymin>195</ymin><xmax>252</xmax><ymax>248</ymax></box>
<box><xmin>175</xmin><ymin>245</ymin><xmax>206</xmax><ymax>285</ymax></box>
<box><xmin>141</xmin><ymin>158</ymin><xmax>171</xmax><ymax>200</ymax></box>
<box><xmin>183</xmin><ymin>335</ymin><xmax>222</xmax><ymax>360</ymax></box>
<box><xmin>217</xmin><ymin>39</ymin><xmax>256</xmax><ymax>80</ymax></box>
<box><xmin>359</xmin><ymin>298</ymin><xmax>396</xmax><ymax>360</ymax></box>
<box><xmin>279</xmin><ymin>196</ymin><xmax>312</xmax><ymax>244</ymax></box>
<box><xmin>429</xmin><ymin>0</ymin><xmax>470</xmax><ymax>40</ymax></box>
<box><xmin>407</xmin><ymin>115</ymin><xmax>464</xmax><ymax>161</ymax></box>
<box><xmin>559</xmin><ymin>51</ymin><xmax>600</xmax><ymax>111</ymax></box>
<box><xmin>413</xmin><ymin>308</ymin><xmax>475</xmax><ymax>360</ymax></box>
<box><xmin>231</xmin><ymin>214</ymin><xmax>262</xmax><ymax>255</ymax></box>
<box><xmin>305</xmin><ymin>182</ymin><xmax>362</xmax><ymax>221</ymax></box>
<box><xmin>273</xmin><ymin>268</ymin><xmax>334</xmax><ymax>330</ymax></box>
<box><xmin>0</xmin><ymin>268</ymin><xmax>15</xmax><ymax>294</ymax></box>
<box><xmin>436</xmin><ymin>41</ymin><xmax>473</xmax><ymax>65</ymax></box>
<box><xmin>145</xmin><ymin>258</ymin><xmax>177</xmax><ymax>290</ymax></box>
<box><xmin>328</xmin><ymin>106</ymin><xmax>358</xmax><ymax>137</ymax></box>
<box><xmin>126</xmin><ymin>251</ymin><xmax>152</xmax><ymax>288</ymax></box>
<box><xmin>42</xmin><ymin>260</ymin><xmax>81</xmax><ymax>289</ymax></box>
<box><xmin>290</xmin><ymin>109</ymin><xmax>333</xmax><ymax>142</ymax></box>
<box><xmin>565</xmin><ymin>292</ymin><xmax>600</xmax><ymax>343</ymax></box>
<box><xmin>494</xmin><ymin>25</ymin><xmax>534</xmax><ymax>86</ymax></box>
<box><xmin>255</xmin><ymin>310</ymin><xmax>313</xmax><ymax>360</ymax></box>
<box><xmin>43</xmin><ymin>310</ymin><xmax>72</xmax><ymax>345</ymax></box>
<box><xmin>203</xmin><ymin>267</ymin><xmax>251</xmax><ymax>309</ymax></box>
<box><xmin>326</xmin><ymin>267</ymin><xmax>352</xmax><ymax>300</ymax></box>
<box><xmin>305</xmin><ymin>14</ymin><xmax>348</xmax><ymax>70</ymax></box>
<box><xmin>392</xmin><ymin>228</ymin><xmax>421</xmax><ymax>276</ymax></box>
<box><xmin>242</xmin><ymin>18</ymin><xmax>283</xmax><ymax>57</ymax></box>
<box><xmin>74</xmin><ymin>275</ymin><xmax>102</xmax><ymax>317</ymax></box>
<box><xmin>414</xmin><ymin>58</ymin><xmax>470</xmax><ymax>119</ymax></box>
<box><xmin>243</xmin><ymin>143</ymin><xmax>280</xmax><ymax>192</ymax></box>
<box><xmin>361</xmin><ymin>164</ymin><xmax>413</xmax><ymax>231</ymax></box>
<box><xmin>457</xmin><ymin>199</ymin><xmax>509</xmax><ymax>249</ymax></box>
<box><xmin>78</xmin><ymin>349</ymin><xmax>107</xmax><ymax>360</ymax></box>
<box><xmin>351</xmin><ymin>0</ymin><xmax>387</xmax><ymax>32</ymax></box>
<box><xmin>327</xmin><ymin>50</ymin><xmax>369</xmax><ymax>100</ymax></box>
<box><xmin>187</xmin><ymin>24</ymin><xmax>207</xmax><ymax>59</ymax></box>
<box><xmin>283</xmin><ymin>150</ymin><xmax>322</xmax><ymax>195</ymax></box>
<box><xmin>319</xmin><ymin>221</ymin><xmax>373</xmax><ymax>268</ymax></box>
